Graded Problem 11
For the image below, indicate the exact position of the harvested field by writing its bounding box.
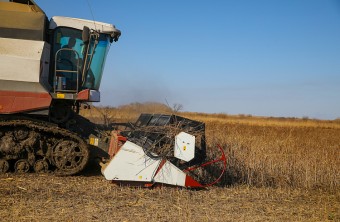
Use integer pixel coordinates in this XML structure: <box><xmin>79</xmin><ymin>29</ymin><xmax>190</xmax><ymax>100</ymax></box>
<box><xmin>1</xmin><ymin>104</ymin><xmax>339</xmax><ymax>221</ymax></box>
<box><xmin>0</xmin><ymin>174</ymin><xmax>339</xmax><ymax>221</ymax></box>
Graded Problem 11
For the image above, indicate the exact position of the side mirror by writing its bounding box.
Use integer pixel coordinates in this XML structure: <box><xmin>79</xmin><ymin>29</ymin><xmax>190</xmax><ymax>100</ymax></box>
<box><xmin>111</xmin><ymin>29</ymin><xmax>121</xmax><ymax>43</ymax></box>
<box><xmin>82</xmin><ymin>26</ymin><xmax>90</xmax><ymax>44</ymax></box>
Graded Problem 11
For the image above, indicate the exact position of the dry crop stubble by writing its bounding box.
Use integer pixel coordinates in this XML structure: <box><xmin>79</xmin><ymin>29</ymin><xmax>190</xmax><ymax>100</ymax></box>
<box><xmin>0</xmin><ymin>174</ymin><xmax>339</xmax><ymax>221</ymax></box>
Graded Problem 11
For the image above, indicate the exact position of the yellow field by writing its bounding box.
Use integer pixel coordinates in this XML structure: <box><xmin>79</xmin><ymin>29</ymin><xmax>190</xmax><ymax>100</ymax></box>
<box><xmin>82</xmin><ymin>103</ymin><xmax>340</xmax><ymax>191</ymax></box>
<box><xmin>1</xmin><ymin>103</ymin><xmax>339</xmax><ymax>221</ymax></box>
<box><xmin>195</xmin><ymin>114</ymin><xmax>339</xmax><ymax>191</ymax></box>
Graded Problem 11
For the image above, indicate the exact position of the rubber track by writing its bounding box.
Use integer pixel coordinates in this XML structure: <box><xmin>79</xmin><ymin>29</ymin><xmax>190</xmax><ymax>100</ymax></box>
<box><xmin>0</xmin><ymin>116</ymin><xmax>89</xmax><ymax>176</ymax></box>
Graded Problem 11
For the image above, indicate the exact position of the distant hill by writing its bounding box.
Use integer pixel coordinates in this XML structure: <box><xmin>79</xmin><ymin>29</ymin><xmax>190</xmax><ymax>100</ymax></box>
<box><xmin>81</xmin><ymin>102</ymin><xmax>340</xmax><ymax>128</ymax></box>
<box><xmin>117</xmin><ymin>102</ymin><xmax>173</xmax><ymax>114</ymax></box>
<box><xmin>81</xmin><ymin>102</ymin><xmax>173</xmax><ymax>123</ymax></box>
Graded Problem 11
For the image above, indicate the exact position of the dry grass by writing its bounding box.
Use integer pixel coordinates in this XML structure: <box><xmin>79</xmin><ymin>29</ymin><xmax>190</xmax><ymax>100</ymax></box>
<box><xmin>184</xmin><ymin>112</ymin><xmax>340</xmax><ymax>129</ymax></box>
<box><xmin>181</xmin><ymin>112</ymin><xmax>340</xmax><ymax>191</ymax></box>
<box><xmin>203</xmin><ymin>120</ymin><xmax>339</xmax><ymax>191</ymax></box>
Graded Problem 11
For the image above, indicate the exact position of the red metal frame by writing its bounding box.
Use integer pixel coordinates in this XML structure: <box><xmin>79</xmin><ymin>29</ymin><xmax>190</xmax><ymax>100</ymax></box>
<box><xmin>184</xmin><ymin>144</ymin><xmax>227</xmax><ymax>187</ymax></box>
<box><xmin>0</xmin><ymin>90</ymin><xmax>51</xmax><ymax>113</ymax></box>
<box><xmin>108</xmin><ymin>130</ymin><xmax>127</xmax><ymax>158</ymax></box>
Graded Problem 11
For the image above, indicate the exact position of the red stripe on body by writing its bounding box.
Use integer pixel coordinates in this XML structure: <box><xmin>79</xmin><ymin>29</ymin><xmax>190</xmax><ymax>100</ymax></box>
<box><xmin>154</xmin><ymin>159</ymin><xmax>167</xmax><ymax>176</ymax></box>
<box><xmin>0</xmin><ymin>90</ymin><xmax>51</xmax><ymax>113</ymax></box>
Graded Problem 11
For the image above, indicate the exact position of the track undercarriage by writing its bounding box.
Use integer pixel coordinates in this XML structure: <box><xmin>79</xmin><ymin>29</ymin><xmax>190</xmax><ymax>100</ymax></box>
<box><xmin>0</xmin><ymin>116</ymin><xmax>89</xmax><ymax>175</ymax></box>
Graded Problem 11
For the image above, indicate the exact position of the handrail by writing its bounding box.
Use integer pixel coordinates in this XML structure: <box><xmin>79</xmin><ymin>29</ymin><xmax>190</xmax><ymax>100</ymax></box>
<box><xmin>54</xmin><ymin>48</ymin><xmax>80</xmax><ymax>94</ymax></box>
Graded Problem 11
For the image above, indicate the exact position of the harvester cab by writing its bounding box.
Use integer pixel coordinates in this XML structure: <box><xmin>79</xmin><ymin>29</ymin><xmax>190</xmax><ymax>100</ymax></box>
<box><xmin>50</xmin><ymin>17</ymin><xmax>121</xmax><ymax>99</ymax></box>
<box><xmin>48</xmin><ymin>16</ymin><xmax>120</xmax><ymax>123</ymax></box>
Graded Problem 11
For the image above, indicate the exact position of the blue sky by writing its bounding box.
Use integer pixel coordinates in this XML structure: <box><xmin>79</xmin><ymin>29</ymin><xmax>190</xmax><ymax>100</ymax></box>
<box><xmin>36</xmin><ymin>0</ymin><xmax>340</xmax><ymax>119</ymax></box>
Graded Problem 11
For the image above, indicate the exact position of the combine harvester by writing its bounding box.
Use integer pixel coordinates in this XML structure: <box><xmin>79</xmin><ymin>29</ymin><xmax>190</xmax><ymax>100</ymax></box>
<box><xmin>0</xmin><ymin>0</ymin><xmax>120</xmax><ymax>176</ymax></box>
<box><xmin>0</xmin><ymin>0</ymin><xmax>226</xmax><ymax>188</ymax></box>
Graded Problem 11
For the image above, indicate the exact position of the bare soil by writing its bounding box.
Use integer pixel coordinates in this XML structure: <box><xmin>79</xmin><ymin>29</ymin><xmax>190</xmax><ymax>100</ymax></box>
<box><xmin>0</xmin><ymin>173</ymin><xmax>339</xmax><ymax>222</ymax></box>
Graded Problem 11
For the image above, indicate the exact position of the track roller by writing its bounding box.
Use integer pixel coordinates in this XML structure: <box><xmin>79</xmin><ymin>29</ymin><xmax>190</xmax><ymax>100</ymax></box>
<box><xmin>14</xmin><ymin>159</ymin><xmax>30</xmax><ymax>173</ymax></box>
<box><xmin>0</xmin><ymin>159</ymin><xmax>9</xmax><ymax>173</ymax></box>
<box><xmin>34</xmin><ymin>159</ymin><xmax>49</xmax><ymax>173</ymax></box>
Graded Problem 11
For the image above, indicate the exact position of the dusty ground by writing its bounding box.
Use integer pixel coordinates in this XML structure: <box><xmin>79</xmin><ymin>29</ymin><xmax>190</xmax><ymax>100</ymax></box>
<box><xmin>0</xmin><ymin>172</ymin><xmax>339</xmax><ymax>222</ymax></box>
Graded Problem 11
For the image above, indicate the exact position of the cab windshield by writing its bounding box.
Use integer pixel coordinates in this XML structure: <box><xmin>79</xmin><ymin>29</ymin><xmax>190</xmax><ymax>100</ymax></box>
<box><xmin>52</xmin><ymin>27</ymin><xmax>110</xmax><ymax>91</ymax></box>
